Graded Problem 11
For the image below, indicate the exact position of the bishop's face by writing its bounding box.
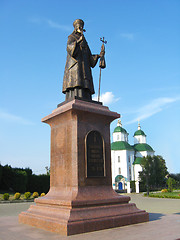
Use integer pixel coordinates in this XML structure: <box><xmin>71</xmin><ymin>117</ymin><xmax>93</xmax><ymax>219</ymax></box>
<box><xmin>75</xmin><ymin>23</ymin><xmax>84</xmax><ymax>35</ymax></box>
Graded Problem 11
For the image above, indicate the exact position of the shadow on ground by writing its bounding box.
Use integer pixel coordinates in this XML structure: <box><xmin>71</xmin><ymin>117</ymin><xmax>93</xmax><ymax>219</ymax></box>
<box><xmin>149</xmin><ymin>213</ymin><xmax>165</xmax><ymax>221</ymax></box>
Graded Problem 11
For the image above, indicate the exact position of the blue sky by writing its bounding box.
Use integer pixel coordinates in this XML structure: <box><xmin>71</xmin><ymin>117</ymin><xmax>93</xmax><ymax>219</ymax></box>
<box><xmin>0</xmin><ymin>0</ymin><xmax>180</xmax><ymax>174</ymax></box>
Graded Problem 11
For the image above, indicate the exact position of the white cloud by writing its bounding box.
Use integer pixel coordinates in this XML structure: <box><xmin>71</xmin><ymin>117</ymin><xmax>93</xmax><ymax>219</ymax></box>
<box><xmin>126</xmin><ymin>96</ymin><xmax>180</xmax><ymax>125</ymax></box>
<box><xmin>45</xmin><ymin>19</ymin><xmax>71</xmax><ymax>31</ymax></box>
<box><xmin>29</xmin><ymin>17</ymin><xmax>71</xmax><ymax>32</ymax></box>
<box><xmin>0</xmin><ymin>110</ymin><xmax>34</xmax><ymax>125</ymax></box>
<box><xmin>93</xmin><ymin>92</ymin><xmax>120</xmax><ymax>105</ymax></box>
<box><xmin>120</xmin><ymin>33</ymin><xmax>134</xmax><ymax>40</ymax></box>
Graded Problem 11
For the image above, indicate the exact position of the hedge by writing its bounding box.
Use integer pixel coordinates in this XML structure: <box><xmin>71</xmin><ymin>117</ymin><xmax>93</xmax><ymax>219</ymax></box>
<box><xmin>0</xmin><ymin>164</ymin><xmax>50</xmax><ymax>194</ymax></box>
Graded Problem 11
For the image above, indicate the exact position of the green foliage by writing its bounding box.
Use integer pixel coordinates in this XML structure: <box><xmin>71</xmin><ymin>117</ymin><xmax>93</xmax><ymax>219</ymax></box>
<box><xmin>130</xmin><ymin>181</ymin><xmax>136</xmax><ymax>192</ymax></box>
<box><xmin>27</xmin><ymin>174</ymin><xmax>50</xmax><ymax>193</ymax></box>
<box><xmin>139</xmin><ymin>155</ymin><xmax>168</xmax><ymax>195</ymax></box>
<box><xmin>145</xmin><ymin>191</ymin><xmax>180</xmax><ymax>199</ymax></box>
<box><xmin>32</xmin><ymin>192</ymin><xmax>39</xmax><ymax>198</ymax></box>
<box><xmin>0</xmin><ymin>165</ymin><xmax>49</xmax><ymax>194</ymax></box>
<box><xmin>0</xmin><ymin>165</ymin><xmax>28</xmax><ymax>192</ymax></box>
<box><xmin>14</xmin><ymin>192</ymin><xmax>21</xmax><ymax>200</ymax></box>
<box><xmin>168</xmin><ymin>173</ymin><xmax>180</xmax><ymax>189</ymax></box>
<box><xmin>24</xmin><ymin>192</ymin><xmax>31</xmax><ymax>199</ymax></box>
<box><xmin>0</xmin><ymin>164</ymin><xmax>2</xmax><ymax>185</ymax></box>
<box><xmin>167</xmin><ymin>177</ymin><xmax>176</xmax><ymax>192</ymax></box>
<box><xmin>3</xmin><ymin>193</ymin><xmax>9</xmax><ymax>200</ymax></box>
<box><xmin>14</xmin><ymin>170</ymin><xmax>27</xmax><ymax>193</ymax></box>
<box><xmin>45</xmin><ymin>166</ymin><xmax>50</xmax><ymax>176</ymax></box>
<box><xmin>169</xmin><ymin>173</ymin><xmax>180</xmax><ymax>181</ymax></box>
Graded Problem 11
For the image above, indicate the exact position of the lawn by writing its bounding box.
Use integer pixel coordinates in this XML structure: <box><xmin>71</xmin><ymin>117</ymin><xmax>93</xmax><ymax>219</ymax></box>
<box><xmin>146</xmin><ymin>191</ymin><xmax>180</xmax><ymax>199</ymax></box>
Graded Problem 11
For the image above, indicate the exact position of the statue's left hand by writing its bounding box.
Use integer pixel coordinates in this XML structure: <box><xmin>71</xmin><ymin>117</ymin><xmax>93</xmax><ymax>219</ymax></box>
<box><xmin>99</xmin><ymin>50</ymin><xmax>105</xmax><ymax>58</ymax></box>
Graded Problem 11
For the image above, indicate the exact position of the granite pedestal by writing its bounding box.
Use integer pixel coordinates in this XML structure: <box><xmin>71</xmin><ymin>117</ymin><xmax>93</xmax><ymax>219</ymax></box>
<box><xmin>19</xmin><ymin>99</ymin><xmax>148</xmax><ymax>235</ymax></box>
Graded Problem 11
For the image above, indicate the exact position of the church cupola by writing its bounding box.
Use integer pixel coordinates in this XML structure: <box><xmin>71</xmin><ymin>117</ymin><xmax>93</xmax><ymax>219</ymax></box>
<box><xmin>133</xmin><ymin>122</ymin><xmax>146</xmax><ymax>144</ymax></box>
<box><xmin>113</xmin><ymin>119</ymin><xmax>129</xmax><ymax>142</ymax></box>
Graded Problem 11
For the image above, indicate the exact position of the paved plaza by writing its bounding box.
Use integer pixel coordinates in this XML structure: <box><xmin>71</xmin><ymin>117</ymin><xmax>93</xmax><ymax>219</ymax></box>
<box><xmin>0</xmin><ymin>194</ymin><xmax>180</xmax><ymax>240</ymax></box>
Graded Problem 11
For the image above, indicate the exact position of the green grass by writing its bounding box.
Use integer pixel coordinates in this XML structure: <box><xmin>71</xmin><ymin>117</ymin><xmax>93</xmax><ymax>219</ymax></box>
<box><xmin>145</xmin><ymin>191</ymin><xmax>180</xmax><ymax>199</ymax></box>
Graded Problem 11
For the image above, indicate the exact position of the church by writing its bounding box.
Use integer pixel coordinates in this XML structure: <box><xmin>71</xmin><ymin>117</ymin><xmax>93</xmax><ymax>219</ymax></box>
<box><xmin>111</xmin><ymin>120</ymin><xmax>154</xmax><ymax>193</ymax></box>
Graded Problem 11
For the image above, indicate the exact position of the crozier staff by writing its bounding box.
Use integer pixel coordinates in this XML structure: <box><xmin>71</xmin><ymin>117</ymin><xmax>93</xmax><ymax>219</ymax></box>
<box><xmin>62</xmin><ymin>19</ymin><xmax>103</xmax><ymax>101</ymax></box>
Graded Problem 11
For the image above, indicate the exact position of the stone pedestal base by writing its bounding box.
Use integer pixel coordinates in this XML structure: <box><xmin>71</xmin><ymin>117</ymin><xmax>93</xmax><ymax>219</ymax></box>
<box><xmin>19</xmin><ymin>99</ymin><xmax>148</xmax><ymax>235</ymax></box>
<box><xmin>19</xmin><ymin>187</ymin><xmax>148</xmax><ymax>235</ymax></box>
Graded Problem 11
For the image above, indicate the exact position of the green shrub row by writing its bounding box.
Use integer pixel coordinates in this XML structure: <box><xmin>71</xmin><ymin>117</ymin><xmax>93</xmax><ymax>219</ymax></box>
<box><xmin>144</xmin><ymin>192</ymin><xmax>180</xmax><ymax>199</ymax></box>
<box><xmin>2</xmin><ymin>192</ymin><xmax>46</xmax><ymax>201</ymax></box>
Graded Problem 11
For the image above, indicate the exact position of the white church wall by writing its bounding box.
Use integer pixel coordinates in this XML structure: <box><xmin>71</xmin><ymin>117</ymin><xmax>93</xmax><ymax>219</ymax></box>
<box><xmin>111</xmin><ymin>151</ymin><xmax>116</xmax><ymax>188</ymax></box>
<box><xmin>134</xmin><ymin>164</ymin><xmax>142</xmax><ymax>181</ymax></box>
<box><xmin>134</xmin><ymin>135</ymin><xmax>146</xmax><ymax>144</ymax></box>
<box><xmin>135</xmin><ymin>151</ymin><xmax>154</xmax><ymax>158</ymax></box>
<box><xmin>111</xmin><ymin>150</ymin><xmax>128</xmax><ymax>187</ymax></box>
<box><xmin>126</xmin><ymin>151</ymin><xmax>134</xmax><ymax>181</ymax></box>
<box><xmin>113</xmin><ymin>132</ymin><xmax>128</xmax><ymax>142</ymax></box>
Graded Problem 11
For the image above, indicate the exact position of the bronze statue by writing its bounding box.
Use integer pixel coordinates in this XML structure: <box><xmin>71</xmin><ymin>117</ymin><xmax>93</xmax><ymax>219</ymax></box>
<box><xmin>62</xmin><ymin>19</ymin><xmax>104</xmax><ymax>101</ymax></box>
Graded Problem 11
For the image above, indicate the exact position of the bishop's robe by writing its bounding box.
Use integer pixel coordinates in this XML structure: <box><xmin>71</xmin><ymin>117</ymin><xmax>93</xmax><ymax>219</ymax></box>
<box><xmin>62</xmin><ymin>31</ymin><xmax>99</xmax><ymax>95</ymax></box>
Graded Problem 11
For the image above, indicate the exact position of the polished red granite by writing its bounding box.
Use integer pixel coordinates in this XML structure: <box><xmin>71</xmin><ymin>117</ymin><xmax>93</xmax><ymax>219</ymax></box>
<box><xmin>19</xmin><ymin>99</ymin><xmax>148</xmax><ymax>235</ymax></box>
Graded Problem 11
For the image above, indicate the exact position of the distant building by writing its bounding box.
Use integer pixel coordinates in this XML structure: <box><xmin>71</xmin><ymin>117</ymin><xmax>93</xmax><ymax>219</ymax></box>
<box><xmin>111</xmin><ymin>120</ymin><xmax>154</xmax><ymax>193</ymax></box>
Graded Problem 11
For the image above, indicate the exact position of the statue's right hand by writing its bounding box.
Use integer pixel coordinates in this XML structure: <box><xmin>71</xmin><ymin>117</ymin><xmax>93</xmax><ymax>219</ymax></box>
<box><xmin>77</xmin><ymin>36</ymin><xmax>83</xmax><ymax>43</ymax></box>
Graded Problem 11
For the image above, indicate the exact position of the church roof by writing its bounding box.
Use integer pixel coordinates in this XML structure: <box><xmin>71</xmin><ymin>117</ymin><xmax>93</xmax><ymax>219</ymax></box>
<box><xmin>115</xmin><ymin>175</ymin><xmax>127</xmax><ymax>182</ymax></box>
<box><xmin>113</xmin><ymin>126</ymin><xmax>127</xmax><ymax>134</ymax></box>
<box><xmin>133</xmin><ymin>129</ymin><xmax>146</xmax><ymax>136</ymax></box>
<box><xmin>133</xmin><ymin>143</ymin><xmax>154</xmax><ymax>152</ymax></box>
<box><xmin>111</xmin><ymin>141</ymin><xmax>134</xmax><ymax>151</ymax></box>
<box><xmin>133</xmin><ymin>157</ymin><xmax>143</xmax><ymax>165</ymax></box>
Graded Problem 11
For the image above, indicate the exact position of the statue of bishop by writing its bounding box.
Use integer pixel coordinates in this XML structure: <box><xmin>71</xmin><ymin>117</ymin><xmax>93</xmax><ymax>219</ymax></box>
<box><xmin>62</xmin><ymin>19</ymin><xmax>103</xmax><ymax>101</ymax></box>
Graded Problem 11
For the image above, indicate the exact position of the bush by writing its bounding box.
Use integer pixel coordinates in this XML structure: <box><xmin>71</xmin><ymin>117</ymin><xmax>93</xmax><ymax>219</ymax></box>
<box><xmin>14</xmin><ymin>192</ymin><xmax>21</xmax><ymax>200</ymax></box>
<box><xmin>161</xmin><ymin>189</ymin><xmax>168</xmax><ymax>193</ymax></box>
<box><xmin>32</xmin><ymin>192</ymin><xmax>39</xmax><ymax>198</ymax></box>
<box><xmin>3</xmin><ymin>193</ymin><xmax>9</xmax><ymax>200</ymax></box>
<box><xmin>40</xmin><ymin>193</ymin><xmax>45</xmax><ymax>197</ymax></box>
<box><xmin>24</xmin><ymin>192</ymin><xmax>31</xmax><ymax>199</ymax></box>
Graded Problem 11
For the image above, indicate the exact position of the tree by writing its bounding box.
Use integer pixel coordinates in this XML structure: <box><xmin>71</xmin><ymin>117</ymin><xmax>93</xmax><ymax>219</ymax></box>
<box><xmin>45</xmin><ymin>166</ymin><xmax>50</xmax><ymax>176</ymax></box>
<box><xmin>168</xmin><ymin>173</ymin><xmax>180</xmax><ymax>189</ymax></box>
<box><xmin>167</xmin><ymin>177</ymin><xmax>176</xmax><ymax>192</ymax></box>
<box><xmin>139</xmin><ymin>155</ymin><xmax>168</xmax><ymax>195</ymax></box>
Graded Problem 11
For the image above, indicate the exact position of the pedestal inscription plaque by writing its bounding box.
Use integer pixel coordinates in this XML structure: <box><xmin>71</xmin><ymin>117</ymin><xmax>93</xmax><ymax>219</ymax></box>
<box><xmin>86</xmin><ymin>131</ymin><xmax>105</xmax><ymax>177</ymax></box>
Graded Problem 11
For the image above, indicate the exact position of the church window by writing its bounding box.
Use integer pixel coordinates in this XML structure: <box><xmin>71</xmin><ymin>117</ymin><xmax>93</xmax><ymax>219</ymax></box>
<box><xmin>129</xmin><ymin>166</ymin><xmax>131</xmax><ymax>179</ymax></box>
<box><xmin>118</xmin><ymin>156</ymin><xmax>120</xmax><ymax>162</ymax></box>
<box><xmin>128</xmin><ymin>156</ymin><xmax>130</xmax><ymax>163</ymax></box>
<box><xmin>118</xmin><ymin>167</ymin><xmax>121</xmax><ymax>174</ymax></box>
<box><xmin>117</xmin><ymin>135</ymin><xmax>119</xmax><ymax>140</ymax></box>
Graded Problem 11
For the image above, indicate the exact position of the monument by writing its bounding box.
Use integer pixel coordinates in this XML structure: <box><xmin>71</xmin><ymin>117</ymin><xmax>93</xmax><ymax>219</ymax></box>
<box><xmin>19</xmin><ymin>19</ymin><xmax>148</xmax><ymax>235</ymax></box>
